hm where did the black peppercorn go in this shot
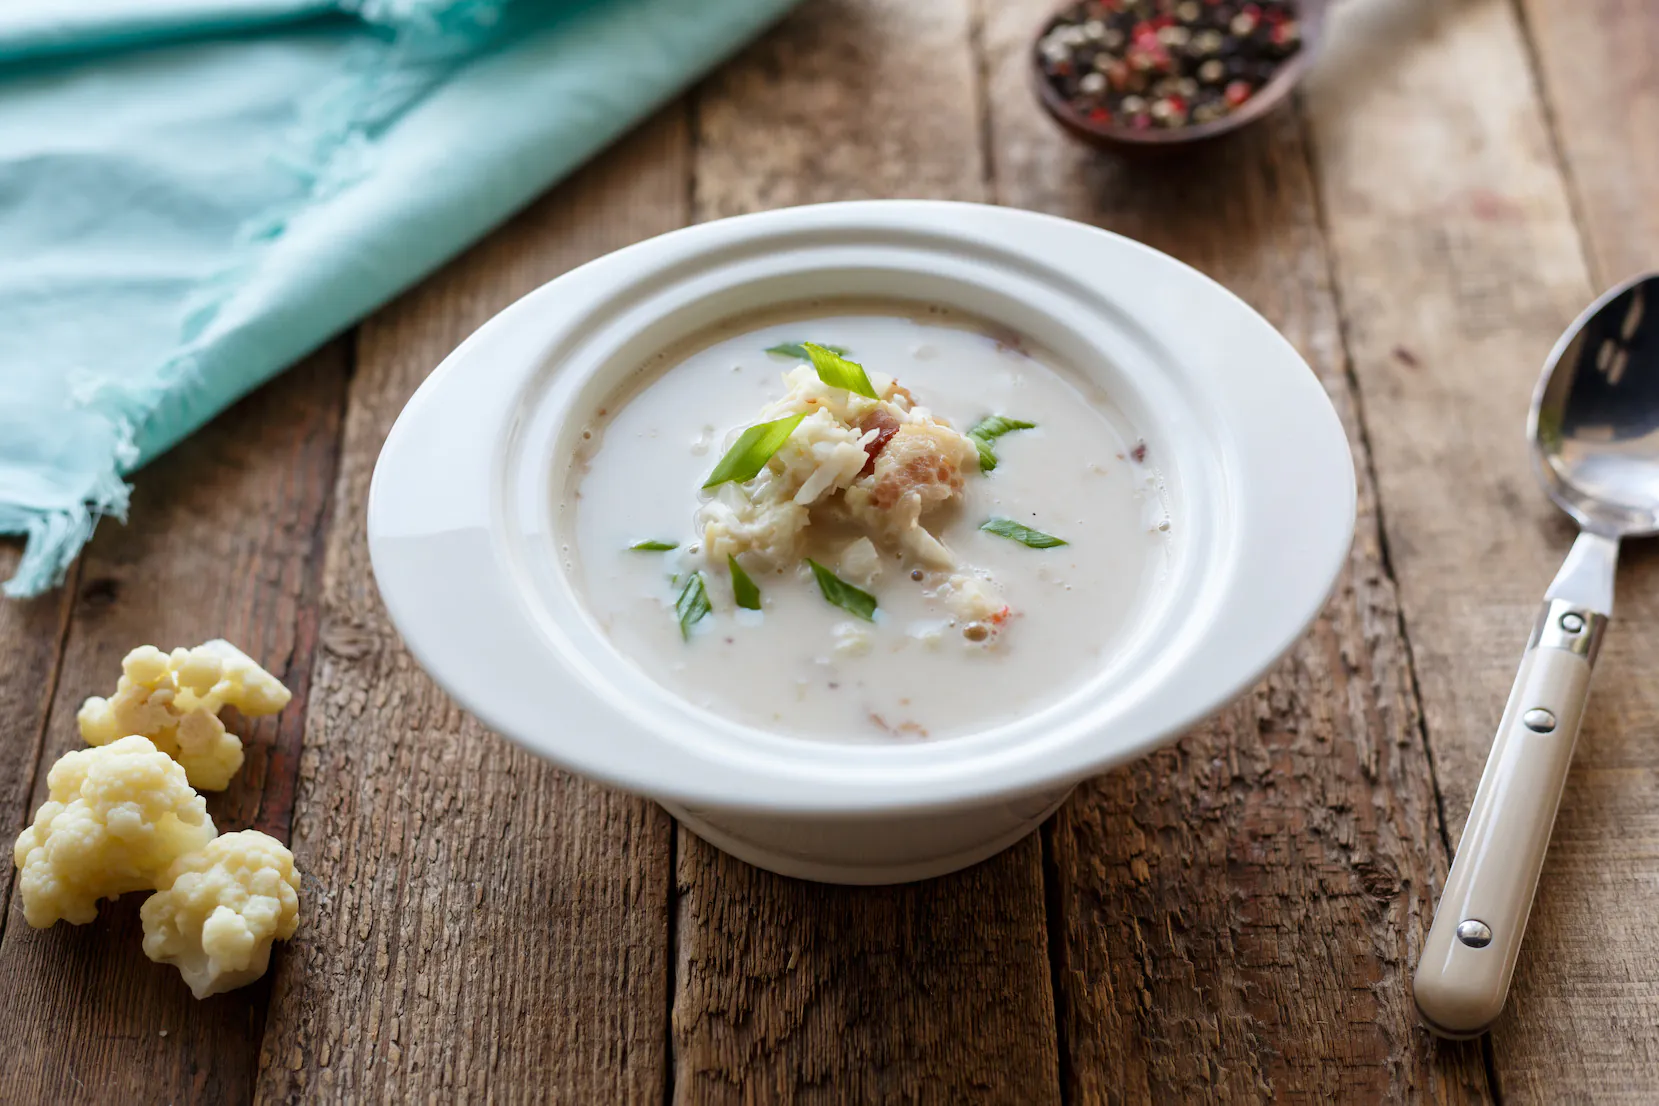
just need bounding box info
[1037,0,1302,130]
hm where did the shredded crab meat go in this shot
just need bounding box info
[696,358,1013,648]
[699,367,979,569]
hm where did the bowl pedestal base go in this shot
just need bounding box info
[660,785,1076,885]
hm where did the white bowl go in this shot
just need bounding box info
[368,200,1355,884]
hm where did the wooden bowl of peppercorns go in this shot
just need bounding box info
[1032,0,1324,153]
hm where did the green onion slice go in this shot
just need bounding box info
[967,416,1036,473]
[729,555,761,610]
[702,413,807,488]
[629,540,678,551]
[980,517,1067,548]
[806,559,877,621]
[801,342,880,400]
[675,572,712,640]
[766,341,848,360]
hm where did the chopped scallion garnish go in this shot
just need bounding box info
[729,555,761,610]
[629,540,678,551]
[801,342,880,400]
[980,517,1067,548]
[967,416,1036,473]
[806,559,877,621]
[766,341,848,360]
[675,572,712,640]
[702,413,807,488]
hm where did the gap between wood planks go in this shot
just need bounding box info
[0,553,80,948]
[1291,80,1502,1106]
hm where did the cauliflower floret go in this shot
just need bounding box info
[836,537,883,588]
[831,621,874,658]
[12,736,217,928]
[189,639,292,716]
[78,640,291,791]
[140,830,301,999]
[935,573,1011,646]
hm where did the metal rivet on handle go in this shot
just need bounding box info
[1456,919,1493,948]
[1560,612,1585,633]
[1523,708,1557,733]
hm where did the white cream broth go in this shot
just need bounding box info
[562,306,1169,741]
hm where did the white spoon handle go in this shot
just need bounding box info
[1414,597,1606,1037]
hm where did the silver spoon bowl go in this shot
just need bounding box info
[1415,272,1659,1038]
[1535,275,1659,537]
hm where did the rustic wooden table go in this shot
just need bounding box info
[2,0,1655,1101]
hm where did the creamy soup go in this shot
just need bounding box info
[562,305,1169,741]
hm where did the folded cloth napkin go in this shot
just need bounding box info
[0,0,794,597]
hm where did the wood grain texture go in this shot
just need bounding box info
[675,2,1061,1102]
[985,2,1492,1100]
[693,0,986,216]
[0,547,76,931]
[676,841,1059,1103]
[252,113,690,1104]
[0,346,348,1105]
[1518,0,1659,286]
[1307,0,1659,1099]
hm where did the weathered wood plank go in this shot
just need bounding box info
[693,0,986,221]
[984,1,1493,1099]
[676,842,1058,1102]
[0,547,77,929]
[1307,0,1659,1098]
[674,2,1062,1102]
[1518,0,1659,286]
[0,345,348,1105]
[253,113,689,1103]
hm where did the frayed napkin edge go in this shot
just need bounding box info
[1,9,498,598]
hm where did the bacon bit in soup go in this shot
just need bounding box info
[857,408,902,476]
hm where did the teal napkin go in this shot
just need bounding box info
[0,0,794,597]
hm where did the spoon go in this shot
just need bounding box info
[1414,272,1659,1038]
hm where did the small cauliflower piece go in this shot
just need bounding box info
[190,639,292,716]
[78,640,291,791]
[935,573,1012,646]
[831,621,873,658]
[141,830,301,999]
[12,736,217,928]
[836,537,883,589]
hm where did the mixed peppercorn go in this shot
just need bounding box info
[1037,0,1303,131]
